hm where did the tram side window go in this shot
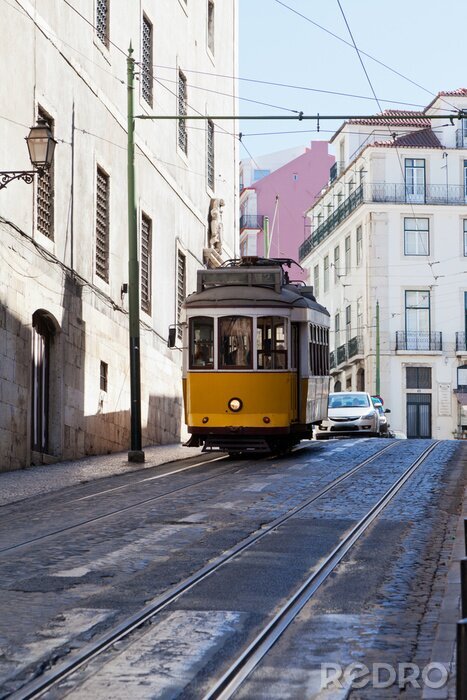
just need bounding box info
[309,324,329,376]
[257,316,287,370]
[219,316,252,369]
[190,317,214,368]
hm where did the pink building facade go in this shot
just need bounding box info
[239,141,334,281]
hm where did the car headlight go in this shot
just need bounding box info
[361,411,376,419]
[228,397,242,412]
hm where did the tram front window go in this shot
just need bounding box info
[190,317,214,368]
[219,316,252,369]
[257,317,287,369]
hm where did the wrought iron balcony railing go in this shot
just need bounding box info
[240,214,263,231]
[347,335,364,358]
[396,331,442,351]
[299,182,467,261]
[336,343,347,366]
[330,350,336,370]
[300,185,363,260]
[456,332,467,352]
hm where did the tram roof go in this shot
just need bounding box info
[184,281,329,315]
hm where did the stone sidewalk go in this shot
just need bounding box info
[0,443,203,506]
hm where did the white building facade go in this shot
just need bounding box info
[0,0,238,470]
[300,91,467,440]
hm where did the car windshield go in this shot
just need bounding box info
[328,394,370,409]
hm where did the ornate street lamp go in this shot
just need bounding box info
[0,119,57,189]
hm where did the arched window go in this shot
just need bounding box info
[334,379,342,392]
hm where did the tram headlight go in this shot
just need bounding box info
[228,397,243,412]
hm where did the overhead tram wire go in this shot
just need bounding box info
[273,0,459,113]
[335,0,440,285]
[154,65,429,111]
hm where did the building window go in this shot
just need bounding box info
[95,166,110,282]
[357,297,363,335]
[405,290,430,335]
[405,158,425,203]
[359,166,365,185]
[313,264,319,298]
[96,0,109,47]
[207,0,215,54]
[36,108,54,239]
[404,217,429,256]
[334,245,340,283]
[207,119,215,190]
[177,250,186,338]
[464,220,467,256]
[142,14,153,106]
[323,255,329,292]
[344,235,351,274]
[356,225,362,265]
[141,213,152,314]
[406,366,431,389]
[100,361,108,392]
[335,312,340,347]
[464,160,467,199]
[178,70,188,154]
[345,305,351,342]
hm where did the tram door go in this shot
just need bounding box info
[406,393,432,438]
[291,323,300,421]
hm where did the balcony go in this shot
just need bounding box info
[371,183,467,206]
[396,331,442,351]
[240,214,263,231]
[336,343,347,366]
[348,335,364,358]
[299,185,363,260]
[329,161,344,183]
[330,350,335,370]
[299,182,467,261]
[456,332,467,352]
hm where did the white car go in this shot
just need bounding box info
[315,391,381,439]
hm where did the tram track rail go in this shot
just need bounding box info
[204,440,441,699]
[8,440,400,699]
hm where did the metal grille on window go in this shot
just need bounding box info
[96,0,108,47]
[406,366,432,389]
[95,167,109,282]
[178,71,187,153]
[207,120,214,190]
[36,109,54,239]
[141,213,152,314]
[142,15,153,106]
[177,251,186,339]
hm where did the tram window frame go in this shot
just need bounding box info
[218,316,253,370]
[309,323,329,376]
[256,316,288,370]
[189,316,214,369]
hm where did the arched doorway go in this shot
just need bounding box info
[333,379,342,392]
[31,311,59,453]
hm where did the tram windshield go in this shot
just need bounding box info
[218,316,252,369]
[257,316,287,369]
[190,317,214,368]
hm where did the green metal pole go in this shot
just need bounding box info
[263,216,269,258]
[127,45,144,462]
[376,300,380,396]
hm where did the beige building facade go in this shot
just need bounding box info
[300,90,467,440]
[0,0,238,470]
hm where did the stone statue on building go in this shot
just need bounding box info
[209,198,224,253]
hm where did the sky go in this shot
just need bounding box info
[239,0,467,161]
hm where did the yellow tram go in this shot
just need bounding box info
[180,258,330,454]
